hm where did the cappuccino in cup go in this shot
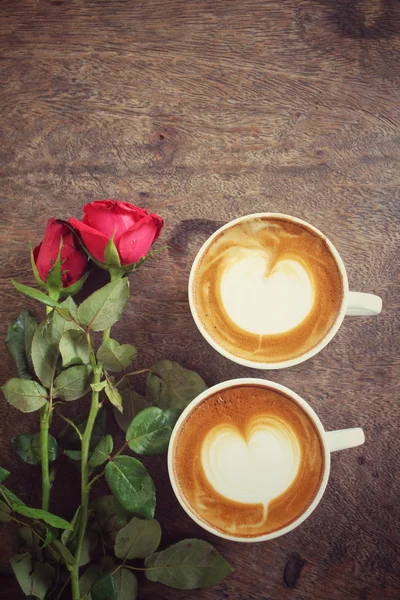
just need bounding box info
[189,214,382,369]
[173,384,323,537]
[168,379,365,542]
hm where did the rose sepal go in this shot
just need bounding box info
[29,244,47,290]
[61,270,91,296]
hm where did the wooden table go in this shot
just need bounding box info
[1,1,399,598]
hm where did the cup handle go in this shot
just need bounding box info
[326,428,365,453]
[346,292,382,316]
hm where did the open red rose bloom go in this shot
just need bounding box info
[69,200,164,265]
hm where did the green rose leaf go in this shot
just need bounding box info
[79,564,102,599]
[79,530,98,567]
[13,505,73,530]
[100,555,115,573]
[113,389,148,433]
[31,314,58,388]
[12,433,58,466]
[0,467,10,482]
[11,280,58,308]
[2,379,48,413]
[59,329,90,368]
[89,435,113,468]
[91,380,107,393]
[91,573,117,600]
[18,525,33,552]
[114,516,161,560]
[105,380,123,413]
[40,524,58,549]
[51,539,75,566]
[97,339,137,372]
[114,499,131,524]
[0,499,11,522]
[126,407,180,456]
[55,295,78,321]
[61,505,81,547]
[43,544,61,565]
[77,278,130,332]
[55,306,77,323]
[105,456,155,520]
[113,568,138,600]
[146,360,208,409]
[145,539,233,589]
[10,553,55,599]
[64,449,83,461]
[6,310,38,379]
[31,297,79,387]
[89,495,129,548]
[53,364,92,401]
[0,485,24,507]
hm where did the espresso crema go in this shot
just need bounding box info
[192,217,343,363]
[173,385,324,537]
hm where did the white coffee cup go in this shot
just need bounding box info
[168,378,365,542]
[188,213,382,369]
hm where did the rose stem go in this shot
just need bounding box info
[39,304,54,511]
[70,360,102,600]
[40,403,51,511]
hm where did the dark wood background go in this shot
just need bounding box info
[0,0,399,599]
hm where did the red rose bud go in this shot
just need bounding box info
[33,218,88,292]
[68,200,164,269]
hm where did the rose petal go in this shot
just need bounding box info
[147,212,164,244]
[60,229,88,286]
[68,217,109,263]
[83,200,148,243]
[33,243,41,263]
[34,218,63,282]
[118,213,164,265]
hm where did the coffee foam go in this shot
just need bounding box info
[192,217,343,363]
[201,415,301,514]
[173,385,324,538]
[220,252,315,335]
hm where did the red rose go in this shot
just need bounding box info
[33,218,87,287]
[68,200,164,266]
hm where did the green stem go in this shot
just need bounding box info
[115,368,152,388]
[102,327,111,343]
[56,411,83,441]
[70,364,102,600]
[41,297,58,511]
[40,403,51,511]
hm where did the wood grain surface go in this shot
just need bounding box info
[0,1,399,599]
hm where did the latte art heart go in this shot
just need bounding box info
[201,415,301,510]
[220,252,315,335]
[193,216,343,363]
[174,385,325,537]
